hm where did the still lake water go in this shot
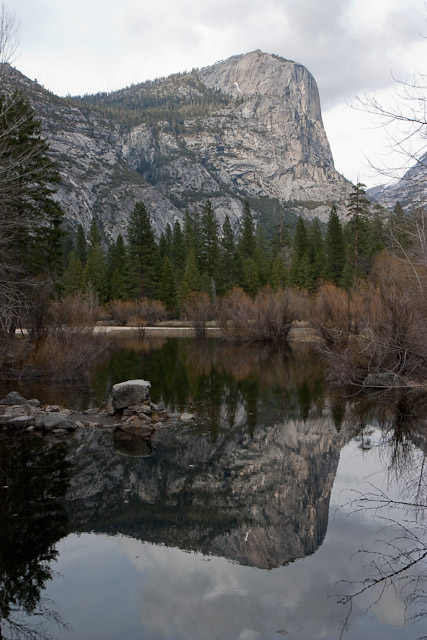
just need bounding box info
[1,337,426,640]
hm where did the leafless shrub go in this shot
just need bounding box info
[28,330,111,381]
[311,283,354,349]
[218,286,301,343]
[313,253,427,386]
[0,294,113,381]
[106,300,139,326]
[49,294,100,328]
[182,292,212,338]
[252,286,299,342]
[105,298,167,327]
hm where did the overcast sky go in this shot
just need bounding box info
[9,0,427,188]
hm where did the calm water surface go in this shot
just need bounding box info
[0,338,426,639]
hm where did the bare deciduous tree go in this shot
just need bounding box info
[0,4,18,65]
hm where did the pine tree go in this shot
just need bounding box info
[254,225,271,287]
[199,200,219,278]
[0,89,65,331]
[110,267,127,300]
[388,201,410,250]
[126,202,160,299]
[159,223,173,260]
[62,252,84,296]
[177,248,201,311]
[183,208,201,259]
[217,215,238,294]
[159,256,177,312]
[238,202,256,259]
[171,220,186,275]
[75,224,88,264]
[326,205,345,285]
[289,217,311,288]
[88,217,102,250]
[270,254,287,289]
[83,244,108,302]
[347,182,371,274]
[242,257,260,297]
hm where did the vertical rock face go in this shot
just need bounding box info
[195,50,342,202]
[3,51,352,239]
[121,51,351,229]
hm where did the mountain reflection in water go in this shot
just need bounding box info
[0,338,426,640]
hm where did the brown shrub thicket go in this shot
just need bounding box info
[313,253,427,386]
[0,294,111,381]
[106,298,167,327]
[218,286,304,343]
[29,330,111,380]
[182,292,213,338]
[49,293,100,328]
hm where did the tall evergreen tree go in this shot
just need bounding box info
[177,248,201,311]
[171,220,186,275]
[238,202,256,259]
[126,202,160,299]
[62,252,84,296]
[199,200,219,278]
[326,205,345,285]
[107,235,127,299]
[159,223,173,260]
[347,182,371,274]
[0,89,65,330]
[88,217,102,250]
[217,215,238,294]
[289,217,311,288]
[75,224,88,265]
[308,218,326,286]
[83,243,108,302]
[388,201,410,250]
[159,256,177,312]
[270,254,287,289]
[242,257,260,297]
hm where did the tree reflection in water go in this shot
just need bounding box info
[0,434,69,639]
[337,394,427,637]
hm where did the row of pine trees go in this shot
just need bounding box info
[62,187,398,315]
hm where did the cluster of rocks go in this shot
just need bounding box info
[0,380,170,441]
[111,379,168,441]
[0,391,83,435]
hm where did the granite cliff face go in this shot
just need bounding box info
[0,64,185,239]
[2,51,352,239]
[121,51,351,231]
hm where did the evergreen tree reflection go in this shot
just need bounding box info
[0,434,69,639]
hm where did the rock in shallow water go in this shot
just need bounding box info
[112,379,151,410]
[0,391,27,405]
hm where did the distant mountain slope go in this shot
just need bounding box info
[367,150,427,211]
[1,51,352,240]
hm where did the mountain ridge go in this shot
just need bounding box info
[2,51,353,240]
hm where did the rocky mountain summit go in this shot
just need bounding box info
[367,150,427,211]
[2,51,352,240]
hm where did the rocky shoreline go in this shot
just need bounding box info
[0,380,194,442]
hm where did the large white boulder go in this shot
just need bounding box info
[112,379,151,410]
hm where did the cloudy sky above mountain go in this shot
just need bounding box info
[9,0,427,187]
